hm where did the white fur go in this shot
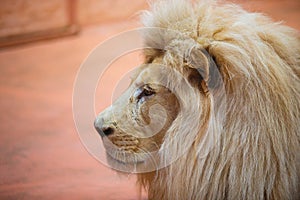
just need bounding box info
[137,1,300,199]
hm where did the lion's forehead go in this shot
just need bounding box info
[134,64,172,86]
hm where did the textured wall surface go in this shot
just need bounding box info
[77,0,147,25]
[0,0,147,39]
[0,0,69,37]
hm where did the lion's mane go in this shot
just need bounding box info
[137,0,300,199]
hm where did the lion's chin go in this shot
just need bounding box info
[102,139,161,172]
[106,151,145,165]
[105,152,149,172]
[102,139,148,165]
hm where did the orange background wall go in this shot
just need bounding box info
[0,0,147,46]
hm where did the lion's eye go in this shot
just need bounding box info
[136,85,156,101]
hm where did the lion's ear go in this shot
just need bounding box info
[184,48,220,93]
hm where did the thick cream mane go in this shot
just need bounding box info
[138,1,300,199]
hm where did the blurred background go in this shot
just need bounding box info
[0,0,299,199]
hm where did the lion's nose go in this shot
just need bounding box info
[101,127,114,136]
[94,119,114,137]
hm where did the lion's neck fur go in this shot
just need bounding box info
[138,0,300,199]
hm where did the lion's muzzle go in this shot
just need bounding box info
[94,118,114,137]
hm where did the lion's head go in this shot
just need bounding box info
[94,61,182,164]
[94,44,218,171]
[94,0,300,199]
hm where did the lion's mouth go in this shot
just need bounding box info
[101,138,146,164]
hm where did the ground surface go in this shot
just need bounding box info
[0,1,299,199]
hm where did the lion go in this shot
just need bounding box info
[94,0,300,199]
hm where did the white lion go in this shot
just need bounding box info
[95,0,300,199]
